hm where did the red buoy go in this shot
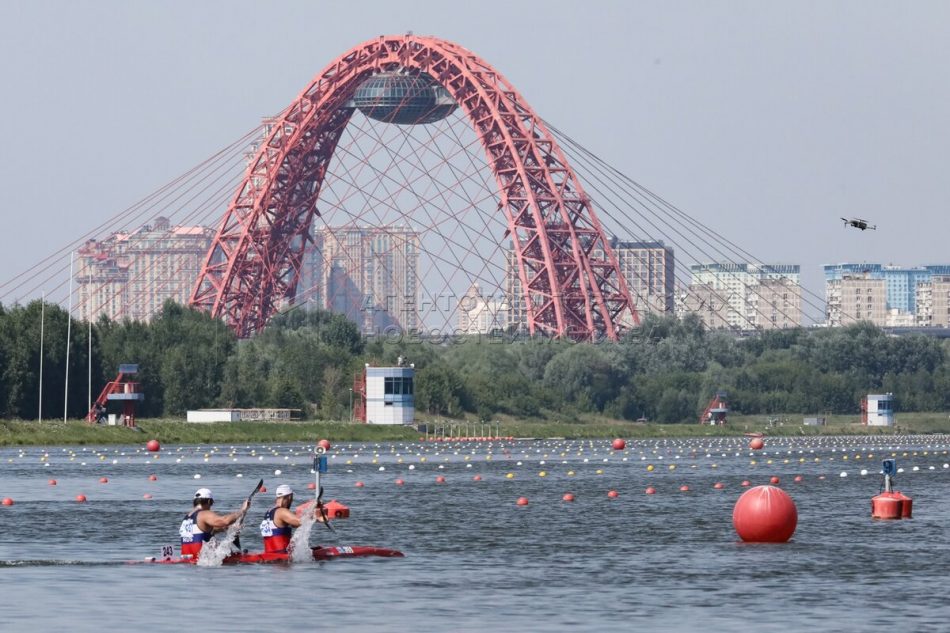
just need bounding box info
[612,438,626,451]
[435,476,446,484]
[713,482,725,489]
[871,492,903,520]
[75,494,87,503]
[99,477,109,484]
[143,493,153,500]
[607,490,619,498]
[562,493,575,502]
[307,482,316,490]
[317,439,331,452]
[741,480,751,487]
[354,481,365,488]
[749,438,765,450]
[146,439,161,452]
[148,474,158,481]
[472,475,482,482]
[793,475,803,483]
[395,479,405,486]
[1,498,13,506]
[769,476,780,485]
[733,485,798,543]
[645,487,656,495]
[323,499,350,519]
[48,479,57,486]
[679,485,690,492]
[259,486,267,493]
[516,497,529,506]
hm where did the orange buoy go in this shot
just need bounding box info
[435,476,446,484]
[99,477,108,484]
[607,490,619,498]
[769,476,780,485]
[323,499,350,519]
[713,482,725,489]
[612,438,626,451]
[793,475,803,483]
[894,491,913,518]
[48,479,57,486]
[562,493,575,502]
[733,485,797,543]
[1,497,13,506]
[871,492,903,520]
[317,439,331,451]
[679,485,690,492]
[645,487,656,495]
[473,475,482,481]
[148,474,158,481]
[146,439,161,452]
[741,480,750,487]
[354,481,365,488]
[516,497,529,506]
[76,494,87,503]
[749,438,765,450]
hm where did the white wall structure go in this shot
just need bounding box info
[365,366,415,425]
[865,394,895,427]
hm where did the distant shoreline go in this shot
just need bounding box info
[2,414,948,447]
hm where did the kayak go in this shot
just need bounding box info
[140,545,404,565]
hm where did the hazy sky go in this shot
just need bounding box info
[1,0,947,306]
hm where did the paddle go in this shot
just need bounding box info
[316,485,335,533]
[233,478,264,551]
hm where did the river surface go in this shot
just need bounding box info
[1,434,949,632]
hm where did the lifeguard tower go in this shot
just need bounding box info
[86,364,145,427]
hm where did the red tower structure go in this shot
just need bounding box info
[86,364,145,427]
[189,35,636,341]
[699,391,728,425]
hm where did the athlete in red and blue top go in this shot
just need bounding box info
[260,484,303,553]
[179,488,249,557]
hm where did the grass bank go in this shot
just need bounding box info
[2,411,949,447]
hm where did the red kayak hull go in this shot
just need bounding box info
[140,545,404,565]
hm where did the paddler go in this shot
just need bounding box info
[179,488,249,557]
[259,484,314,553]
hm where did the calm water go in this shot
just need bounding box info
[1,435,949,632]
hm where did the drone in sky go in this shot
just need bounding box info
[841,217,876,231]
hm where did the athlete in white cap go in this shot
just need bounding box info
[178,488,250,557]
[259,484,305,553]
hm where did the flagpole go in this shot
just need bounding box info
[65,251,74,421]
[39,293,45,422]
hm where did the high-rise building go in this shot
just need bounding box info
[457,283,508,334]
[684,263,802,330]
[300,224,419,334]
[823,263,950,315]
[825,274,887,327]
[505,239,675,332]
[610,240,675,320]
[916,276,950,327]
[76,217,214,323]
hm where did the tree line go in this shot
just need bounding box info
[1,301,947,422]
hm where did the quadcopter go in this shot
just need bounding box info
[841,217,876,231]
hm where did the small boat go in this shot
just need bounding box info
[139,545,404,565]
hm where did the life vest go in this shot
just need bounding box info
[260,507,292,553]
[179,510,211,556]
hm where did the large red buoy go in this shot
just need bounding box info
[733,485,798,543]
[871,492,903,520]
[317,439,331,451]
[146,439,161,452]
[1,497,13,506]
[612,438,626,451]
[749,438,765,450]
[75,494,87,503]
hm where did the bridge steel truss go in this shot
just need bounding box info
[190,34,637,340]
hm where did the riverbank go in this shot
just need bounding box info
[1,412,949,446]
